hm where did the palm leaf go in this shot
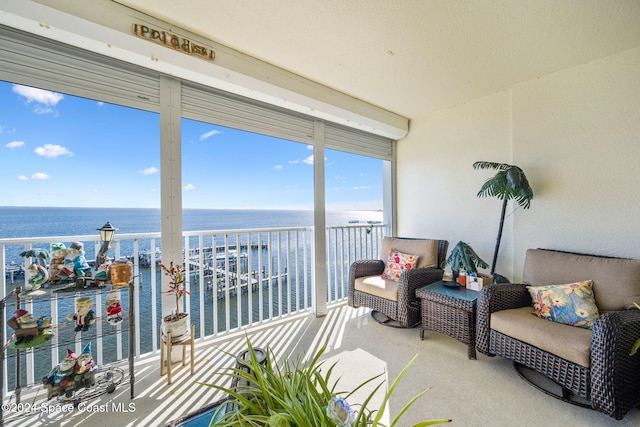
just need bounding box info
[445,241,488,273]
[473,161,511,171]
[20,248,50,268]
[476,170,508,199]
[19,249,50,259]
[474,161,533,209]
[474,161,534,276]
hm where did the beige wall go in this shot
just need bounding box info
[397,46,640,282]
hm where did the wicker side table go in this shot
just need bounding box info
[416,281,479,360]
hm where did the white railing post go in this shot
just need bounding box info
[257,232,264,323]
[150,237,158,354]
[197,234,205,339]
[0,223,383,396]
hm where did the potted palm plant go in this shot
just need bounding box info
[473,161,534,281]
[160,261,191,343]
[444,241,489,284]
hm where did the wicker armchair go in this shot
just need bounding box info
[476,249,640,420]
[348,237,448,328]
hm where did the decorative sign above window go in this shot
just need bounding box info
[133,24,215,61]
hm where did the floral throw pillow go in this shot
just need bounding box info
[381,249,420,282]
[527,280,600,329]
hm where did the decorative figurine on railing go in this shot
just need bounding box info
[48,243,67,283]
[105,289,123,325]
[67,297,96,332]
[19,248,50,290]
[73,342,96,387]
[25,262,49,292]
[96,222,117,267]
[93,260,112,285]
[58,242,91,280]
[8,308,54,348]
[43,344,97,399]
[43,349,77,399]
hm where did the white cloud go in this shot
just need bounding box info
[6,141,24,148]
[353,186,371,190]
[273,165,283,170]
[33,106,57,116]
[13,84,63,106]
[17,175,28,181]
[199,130,221,141]
[34,144,74,158]
[31,172,50,180]
[139,166,158,175]
[183,184,196,191]
[97,102,104,107]
[301,155,327,165]
[288,160,300,165]
[306,145,313,150]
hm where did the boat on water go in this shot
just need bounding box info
[134,245,257,268]
[4,263,24,283]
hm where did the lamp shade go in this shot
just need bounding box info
[97,222,118,243]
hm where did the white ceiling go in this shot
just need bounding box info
[115,0,640,120]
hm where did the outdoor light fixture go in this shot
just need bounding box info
[98,221,117,243]
[96,221,118,266]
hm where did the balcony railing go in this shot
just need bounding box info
[0,224,386,395]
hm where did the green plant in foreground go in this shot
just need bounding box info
[202,339,451,427]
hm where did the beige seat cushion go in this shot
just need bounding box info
[491,306,592,367]
[523,249,640,312]
[354,275,399,301]
[380,237,438,269]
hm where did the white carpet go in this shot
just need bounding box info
[4,303,639,426]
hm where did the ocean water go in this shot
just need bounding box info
[0,206,383,265]
[0,206,383,240]
[1,207,383,392]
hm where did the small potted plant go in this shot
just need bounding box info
[444,241,489,284]
[160,261,191,343]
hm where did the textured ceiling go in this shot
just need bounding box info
[115,0,640,120]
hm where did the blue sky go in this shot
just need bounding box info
[0,81,383,210]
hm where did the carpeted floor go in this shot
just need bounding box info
[4,302,639,426]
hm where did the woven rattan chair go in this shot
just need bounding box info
[348,237,448,328]
[476,249,640,420]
